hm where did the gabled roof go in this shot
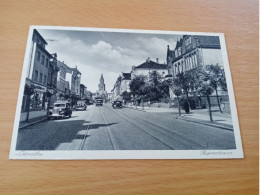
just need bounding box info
[135,60,167,70]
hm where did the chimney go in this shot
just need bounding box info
[147,57,150,63]
[156,58,159,64]
[167,45,169,50]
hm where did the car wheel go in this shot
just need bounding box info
[69,114,71,118]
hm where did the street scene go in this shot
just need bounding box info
[16,104,236,150]
[15,28,236,151]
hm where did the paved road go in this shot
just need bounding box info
[16,104,236,150]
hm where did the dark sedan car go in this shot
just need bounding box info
[47,101,72,119]
[112,100,122,109]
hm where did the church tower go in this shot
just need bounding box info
[98,74,106,91]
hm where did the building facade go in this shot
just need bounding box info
[22,29,53,113]
[80,84,86,99]
[131,58,168,80]
[56,61,72,100]
[111,75,122,101]
[166,35,227,106]
[120,72,131,93]
[47,53,60,106]
[167,35,223,77]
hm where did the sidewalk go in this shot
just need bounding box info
[127,105,177,113]
[178,108,233,131]
[19,115,47,129]
[127,105,233,130]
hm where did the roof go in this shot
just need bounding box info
[122,72,131,80]
[135,60,167,70]
[196,36,221,48]
[33,29,47,45]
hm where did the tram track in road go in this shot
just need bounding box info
[106,106,175,150]
[98,106,117,150]
[78,106,96,150]
[116,107,206,149]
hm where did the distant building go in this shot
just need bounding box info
[107,93,112,101]
[66,66,81,97]
[111,75,122,101]
[131,57,167,79]
[56,61,72,100]
[96,74,107,99]
[120,72,131,93]
[80,84,86,99]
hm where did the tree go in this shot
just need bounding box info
[24,84,35,122]
[197,70,214,122]
[148,71,169,105]
[164,78,182,116]
[121,91,132,105]
[173,87,182,116]
[207,64,227,113]
[173,72,193,112]
[129,75,146,106]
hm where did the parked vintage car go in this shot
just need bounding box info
[112,100,123,109]
[47,101,72,119]
[76,100,87,111]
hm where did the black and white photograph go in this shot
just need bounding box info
[9,26,243,159]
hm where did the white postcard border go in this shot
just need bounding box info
[9,26,243,160]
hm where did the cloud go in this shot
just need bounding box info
[42,31,177,92]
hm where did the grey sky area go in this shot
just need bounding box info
[38,29,179,93]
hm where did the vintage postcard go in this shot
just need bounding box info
[9,26,243,159]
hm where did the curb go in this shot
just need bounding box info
[19,117,47,130]
[127,106,146,112]
[177,116,233,131]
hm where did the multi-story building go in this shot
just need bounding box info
[166,35,227,106]
[111,75,122,101]
[56,61,71,100]
[56,62,81,104]
[22,30,53,112]
[80,84,86,99]
[120,72,131,93]
[47,53,60,106]
[131,58,167,79]
[167,35,223,77]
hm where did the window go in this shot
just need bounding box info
[41,55,45,65]
[39,73,43,83]
[45,58,48,67]
[37,51,40,61]
[178,48,181,56]
[44,75,47,85]
[185,37,192,46]
[34,71,38,81]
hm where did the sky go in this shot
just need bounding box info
[38,29,180,93]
